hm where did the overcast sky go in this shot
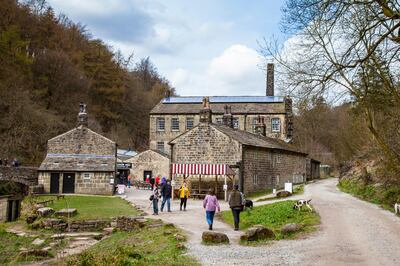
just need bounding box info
[47,0,288,96]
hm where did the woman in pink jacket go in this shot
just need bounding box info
[203,188,220,230]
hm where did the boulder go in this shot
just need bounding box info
[240,225,275,242]
[281,223,301,234]
[174,233,186,241]
[26,215,38,224]
[19,249,50,258]
[276,191,292,198]
[37,207,54,217]
[176,243,186,249]
[103,227,115,235]
[55,208,77,217]
[32,238,45,246]
[202,231,229,244]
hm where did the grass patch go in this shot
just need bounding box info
[60,224,199,266]
[220,200,320,241]
[246,188,273,199]
[0,224,53,264]
[338,178,400,211]
[256,184,305,202]
[25,195,138,221]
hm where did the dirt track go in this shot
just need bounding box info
[125,179,400,265]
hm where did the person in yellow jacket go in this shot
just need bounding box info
[179,181,190,211]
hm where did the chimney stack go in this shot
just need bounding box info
[199,97,212,123]
[266,63,274,96]
[77,102,88,127]
[222,105,233,128]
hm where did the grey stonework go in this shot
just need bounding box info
[38,125,116,196]
[126,150,170,181]
[169,122,307,194]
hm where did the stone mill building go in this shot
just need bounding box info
[169,99,307,195]
[38,104,117,195]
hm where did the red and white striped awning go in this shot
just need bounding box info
[171,163,235,175]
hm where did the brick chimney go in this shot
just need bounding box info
[222,105,233,128]
[77,102,88,127]
[254,115,266,136]
[199,97,212,123]
[266,63,274,96]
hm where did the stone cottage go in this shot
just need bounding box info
[38,104,116,195]
[126,150,170,181]
[169,100,308,195]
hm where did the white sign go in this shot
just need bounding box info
[284,182,293,193]
[171,180,176,186]
[223,184,228,191]
[110,178,114,184]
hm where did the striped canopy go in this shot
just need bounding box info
[171,163,235,175]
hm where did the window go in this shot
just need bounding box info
[157,142,165,153]
[271,118,281,132]
[83,173,92,180]
[252,174,258,185]
[252,117,258,133]
[186,117,194,130]
[216,117,223,124]
[233,117,239,129]
[156,118,165,132]
[171,118,179,131]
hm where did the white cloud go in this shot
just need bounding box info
[171,68,189,89]
[176,44,268,96]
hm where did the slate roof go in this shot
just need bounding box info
[150,96,286,115]
[39,154,115,172]
[212,124,307,155]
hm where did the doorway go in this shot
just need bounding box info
[62,173,75,193]
[143,171,152,181]
[50,173,60,193]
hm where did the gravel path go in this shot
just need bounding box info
[124,179,400,265]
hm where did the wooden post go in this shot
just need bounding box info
[199,175,202,194]
[215,175,218,196]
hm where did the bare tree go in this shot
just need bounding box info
[261,0,400,165]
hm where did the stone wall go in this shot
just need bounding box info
[242,146,307,194]
[127,150,169,181]
[150,112,289,155]
[39,171,114,195]
[170,123,242,188]
[0,166,38,186]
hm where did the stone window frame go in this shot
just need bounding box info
[156,117,165,132]
[252,174,258,185]
[215,117,223,125]
[233,117,239,129]
[252,117,258,133]
[171,117,180,131]
[83,172,92,180]
[271,118,281,132]
[186,117,194,130]
[156,141,165,153]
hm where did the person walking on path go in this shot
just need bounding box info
[179,181,190,211]
[151,183,161,215]
[161,180,172,212]
[150,176,155,190]
[155,175,161,185]
[228,185,244,231]
[203,188,220,230]
[127,174,132,188]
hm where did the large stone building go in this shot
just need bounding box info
[38,104,116,195]
[169,102,307,195]
[149,64,293,155]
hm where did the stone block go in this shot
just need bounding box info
[240,225,275,242]
[281,223,301,234]
[37,207,54,217]
[202,231,229,244]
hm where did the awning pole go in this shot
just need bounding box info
[199,175,202,194]
[224,175,227,201]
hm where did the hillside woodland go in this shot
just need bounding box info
[0,0,174,165]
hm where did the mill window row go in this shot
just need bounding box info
[156,116,281,133]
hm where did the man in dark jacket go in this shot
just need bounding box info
[160,180,172,212]
[228,184,244,231]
